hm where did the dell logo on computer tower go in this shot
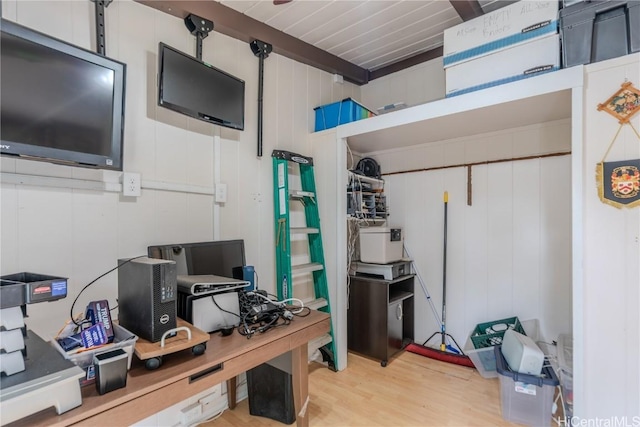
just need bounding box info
[117,257,177,342]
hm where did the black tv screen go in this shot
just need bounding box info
[158,43,245,131]
[0,19,126,170]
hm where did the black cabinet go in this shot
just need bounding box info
[347,274,414,366]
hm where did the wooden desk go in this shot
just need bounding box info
[11,310,330,427]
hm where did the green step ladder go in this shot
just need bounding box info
[272,149,337,370]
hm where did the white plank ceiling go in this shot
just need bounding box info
[219,0,513,71]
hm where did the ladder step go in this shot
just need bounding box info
[308,333,333,355]
[306,298,328,310]
[290,227,319,234]
[289,190,315,199]
[292,262,324,274]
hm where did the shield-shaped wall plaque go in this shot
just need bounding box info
[596,159,640,208]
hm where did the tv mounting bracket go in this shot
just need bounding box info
[89,0,112,56]
[184,14,214,61]
[250,40,273,157]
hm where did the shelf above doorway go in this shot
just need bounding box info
[336,66,583,155]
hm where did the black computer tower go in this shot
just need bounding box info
[117,257,177,342]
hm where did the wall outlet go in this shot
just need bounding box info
[180,402,202,426]
[122,172,141,197]
[198,388,221,406]
[214,182,227,203]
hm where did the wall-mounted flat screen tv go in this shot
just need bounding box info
[0,19,126,171]
[158,43,245,131]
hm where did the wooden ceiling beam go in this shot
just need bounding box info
[134,0,369,85]
[368,47,444,81]
[449,0,485,21]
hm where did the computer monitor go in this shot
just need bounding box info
[147,240,246,278]
[147,240,247,333]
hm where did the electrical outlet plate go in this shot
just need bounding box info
[198,388,221,406]
[214,182,227,203]
[122,172,141,197]
[180,402,202,425]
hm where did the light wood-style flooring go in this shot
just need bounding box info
[206,350,523,427]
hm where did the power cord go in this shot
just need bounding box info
[209,294,241,319]
[69,255,145,326]
[236,290,307,338]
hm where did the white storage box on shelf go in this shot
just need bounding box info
[446,34,560,97]
[358,227,403,264]
[51,323,138,386]
[443,0,559,68]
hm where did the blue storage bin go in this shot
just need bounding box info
[314,98,374,132]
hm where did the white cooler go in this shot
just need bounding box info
[358,227,403,264]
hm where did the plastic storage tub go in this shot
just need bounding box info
[51,323,138,386]
[465,318,537,378]
[470,316,526,349]
[314,98,375,132]
[1,272,68,306]
[556,333,573,418]
[560,0,640,67]
[358,227,403,264]
[495,345,559,426]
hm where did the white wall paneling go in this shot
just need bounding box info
[1,0,360,423]
[381,153,572,346]
[1,0,360,341]
[361,57,446,112]
[579,54,640,419]
[318,68,583,383]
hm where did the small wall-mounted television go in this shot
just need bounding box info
[0,19,126,171]
[157,43,245,131]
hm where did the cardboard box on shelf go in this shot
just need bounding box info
[444,0,559,68]
[445,34,560,97]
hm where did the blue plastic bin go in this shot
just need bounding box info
[314,98,374,131]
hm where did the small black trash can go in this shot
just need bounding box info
[247,352,295,424]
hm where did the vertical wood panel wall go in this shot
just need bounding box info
[580,54,640,419]
[363,120,573,345]
[0,0,360,340]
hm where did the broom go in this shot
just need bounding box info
[406,191,474,368]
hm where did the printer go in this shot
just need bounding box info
[177,289,242,333]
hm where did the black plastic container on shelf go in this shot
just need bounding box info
[560,0,640,68]
[0,272,68,307]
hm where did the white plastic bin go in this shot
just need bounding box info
[556,333,573,417]
[51,323,138,386]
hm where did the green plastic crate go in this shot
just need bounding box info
[470,316,525,349]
